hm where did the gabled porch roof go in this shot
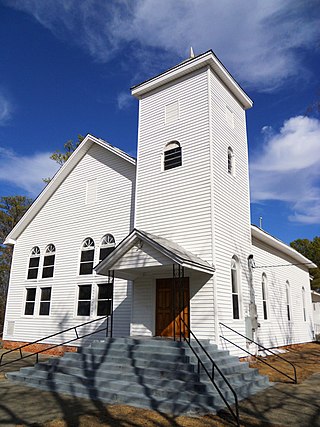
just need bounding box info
[94,229,215,279]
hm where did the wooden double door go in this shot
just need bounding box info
[156,277,190,338]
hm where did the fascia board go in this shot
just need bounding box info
[5,134,136,244]
[131,51,252,110]
[251,226,317,269]
[95,229,215,275]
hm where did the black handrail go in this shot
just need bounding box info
[219,322,297,384]
[179,317,240,426]
[0,315,111,368]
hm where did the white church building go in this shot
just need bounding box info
[3,50,316,356]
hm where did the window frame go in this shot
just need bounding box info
[163,141,182,171]
[231,256,241,320]
[227,146,235,176]
[96,283,113,317]
[42,244,56,279]
[27,246,41,280]
[76,284,92,317]
[286,281,291,321]
[99,234,116,262]
[39,286,52,316]
[302,286,306,322]
[261,273,268,320]
[24,287,37,316]
[79,238,95,276]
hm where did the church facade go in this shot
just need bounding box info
[3,51,316,356]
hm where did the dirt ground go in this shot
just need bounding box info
[2,342,320,427]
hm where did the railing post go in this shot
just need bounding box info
[172,264,176,341]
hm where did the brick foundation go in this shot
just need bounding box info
[2,340,77,356]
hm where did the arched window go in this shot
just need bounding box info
[228,147,235,176]
[163,141,182,171]
[99,234,116,261]
[302,286,306,322]
[27,246,40,279]
[231,256,241,319]
[79,238,95,275]
[286,281,291,321]
[262,273,268,320]
[42,244,56,278]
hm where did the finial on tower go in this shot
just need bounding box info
[190,47,195,58]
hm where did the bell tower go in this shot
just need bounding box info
[131,50,253,268]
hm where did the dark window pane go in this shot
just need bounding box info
[39,302,50,315]
[27,268,38,280]
[164,147,182,170]
[44,255,55,266]
[42,266,54,278]
[26,288,36,301]
[97,300,112,316]
[232,295,239,319]
[287,305,291,321]
[98,284,113,300]
[79,285,91,300]
[41,287,51,301]
[79,262,94,275]
[29,257,40,268]
[77,301,91,316]
[231,270,237,293]
[263,301,268,320]
[99,247,114,261]
[25,302,35,315]
[81,250,94,262]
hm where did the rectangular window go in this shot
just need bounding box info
[24,288,36,315]
[42,255,55,278]
[27,257,40,279]
[231,269,240,319]
[80,249,95,275]
[86,178,97,205]
[97,284,113,316]
[39,287,52,315]
[77,284,92,316]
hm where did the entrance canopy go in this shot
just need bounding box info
[94,229,215,279]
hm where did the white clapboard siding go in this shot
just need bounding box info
[4,143,136,344]
[135,69,213,264]
[111,243,172,270]
[208,68,252,354]
[252,237,313,348]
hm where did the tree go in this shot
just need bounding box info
[43,135,84,183]
[290,237,320,290]
[0,196,33,330]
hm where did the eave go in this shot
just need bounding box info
[131,50,253,110]
[251,225,317,269]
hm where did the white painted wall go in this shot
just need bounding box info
[251,236,314,349]
[4,143,135,345]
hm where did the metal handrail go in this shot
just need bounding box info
[179,317,240,426]
[0,315,111,368]
[219,322,297,384]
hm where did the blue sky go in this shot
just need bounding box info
[0,0,319,244]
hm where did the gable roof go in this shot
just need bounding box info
[131,50,253,110]
[95,228,215,276]
[4,134,136,245]
[251,225,317,269]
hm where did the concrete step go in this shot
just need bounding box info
[6,337,271,416]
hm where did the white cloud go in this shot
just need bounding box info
[250,116,320,224]
[117,91,133,110]
[0,147,60,196]
[5,0,320,91]
[0,93,12,126]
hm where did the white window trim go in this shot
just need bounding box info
[231,256,242,320]
[78,238,96,277]
[75,283,93,319]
